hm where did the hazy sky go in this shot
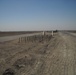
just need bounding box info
[0,0,76,31]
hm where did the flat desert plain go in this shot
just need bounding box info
[0,31,76,75]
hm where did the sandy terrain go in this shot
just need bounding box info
[0,32,76,75]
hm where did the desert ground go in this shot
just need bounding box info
[0,31,76,75]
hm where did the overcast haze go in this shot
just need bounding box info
[0,0,76,31]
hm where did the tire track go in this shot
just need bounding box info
[59,32,76,75]
[1,32,76,75]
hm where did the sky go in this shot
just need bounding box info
[0,0,76,31]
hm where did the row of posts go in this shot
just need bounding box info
[18,31,53,43]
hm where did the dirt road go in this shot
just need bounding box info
[0,32,76,75]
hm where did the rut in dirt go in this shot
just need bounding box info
[1,32,76,75]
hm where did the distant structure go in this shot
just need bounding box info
[42,31,45,36]
[52,31,53,36]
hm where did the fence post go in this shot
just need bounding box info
[24,37,26,43]
[42,31,45,36]
[52,31,53,36]
[18,38,20,43]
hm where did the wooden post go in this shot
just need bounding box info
[25,37,26,43]
[26,37,27,42]
[52,31,53,36]
[18,38,20,43]
[42,31,45,36]
[34,35,36,42]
